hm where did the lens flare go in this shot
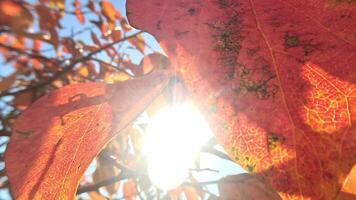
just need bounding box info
[143,102,213,190]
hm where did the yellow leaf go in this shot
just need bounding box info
[104,72,131,83]
[78,65,89,77]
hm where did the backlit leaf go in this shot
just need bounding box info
[183,186,199,200]
[128,34,145,54]
[0,0,33,32]
[74,0,84,24]
[218,174,282,200]
[139,53,170,75]
[0,72,17,92]
[123,179,136,200]
[93,154,120,196]
[127,0,356,199]
[100,1,121,30]
[4,69,171,199]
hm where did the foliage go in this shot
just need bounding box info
[0,0,355,199]
[127,0,356,199]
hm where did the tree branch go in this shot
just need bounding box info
[76,170,134,194]
[0,31,144,97]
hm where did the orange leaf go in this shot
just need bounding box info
[128,34,145,54]
[100,1,116,22]
[5,69,171,199]
[74,0,84,24]
[0,0,33,32]
[139,53,170,75]
[168,186,183,199]
[183,186,199,200]
[100,1,121,30]
[77,65,89,77]
[32,40,41,53]
[89,191,106,200]
[337,165,356,199]
[123,179,136,200]
[111,29,122,41]
[218,174,282,200]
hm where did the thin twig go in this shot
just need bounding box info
[189,168,219,173]
[76,171,134,194]
[0,31,144,97]
[200,145,233,162]
[0,43,56,63]
[90,57,134,78]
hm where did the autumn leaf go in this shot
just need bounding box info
[0,0,33,33]
[183,186,199,200]
[89,191,106,200]
[123,179,136,200]
[14,91,34,110]
[218,174,282,200]
[139,53,170,75]
[91,31,101,47]
[0,72,17,92]
[337,165,356,199]
[128,34,146,54]
[4,69,171,199]
[74,0,85,24]
[93,154,120,196]
[127,0,356,199]
[100,1,121,30]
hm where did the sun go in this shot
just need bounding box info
[143,102,213,190]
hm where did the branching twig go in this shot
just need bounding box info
[0,31,144,97]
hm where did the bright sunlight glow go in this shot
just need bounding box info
[143,102,213,190]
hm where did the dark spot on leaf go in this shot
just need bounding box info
[246,48,258,56]
[156,20,161,30]
[247,164,255,172]
[267,132,285,151]
[188,7,197,16]
[284,33,299,48]
[174,30,189,38]
[216,0,229,8]
[15,129,34,138]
